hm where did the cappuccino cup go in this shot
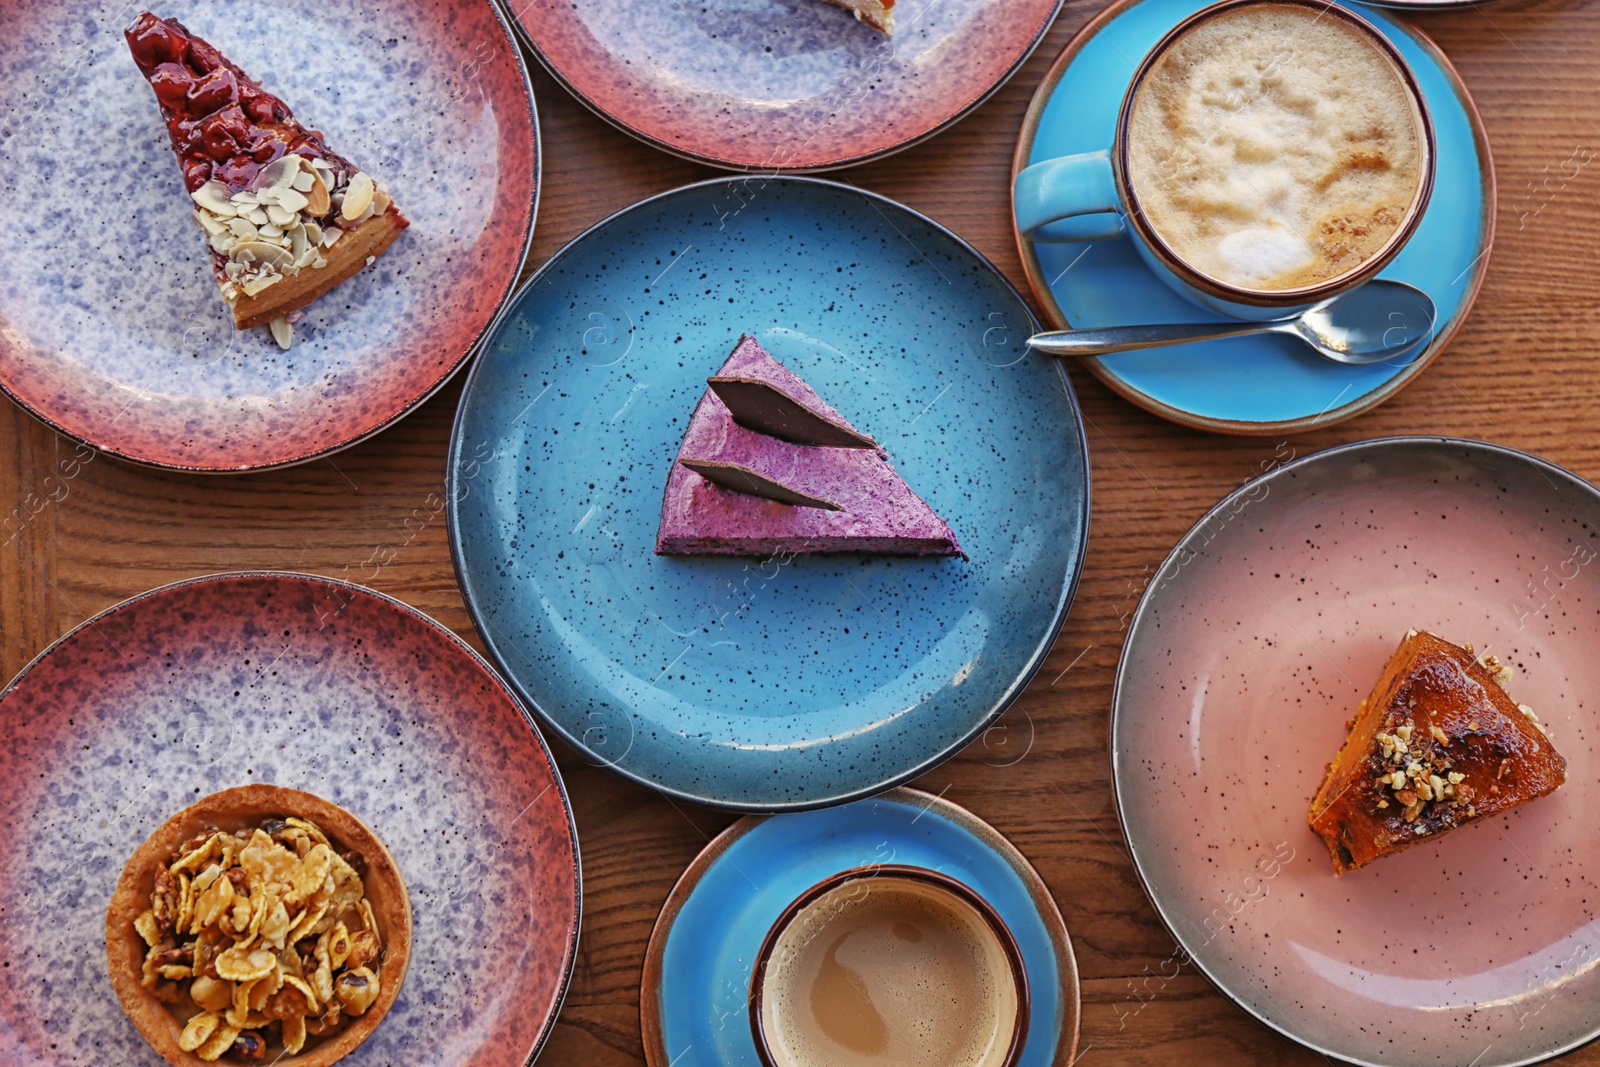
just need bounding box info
[749,866,1029,1067]
[1014,0,1436,321]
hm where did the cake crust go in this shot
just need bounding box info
[820,0,896,33]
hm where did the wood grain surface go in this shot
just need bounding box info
[6,0,1599,1062]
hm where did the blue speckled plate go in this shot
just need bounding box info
[446,176,1089,810]
[640,787,1081,1067]
[1011,0,1495,434]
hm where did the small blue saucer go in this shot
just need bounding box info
[640,788,1081,1067]
[1011,0,1495,434]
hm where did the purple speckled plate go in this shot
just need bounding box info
[0,0,538,471]
[0,572,579,1066]
[503,0,1063,171]
[1115,438,1600,1066]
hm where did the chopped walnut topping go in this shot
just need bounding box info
[1480,653,1514,690]
[1517,703,1551,739]
[1429,725,1450,745]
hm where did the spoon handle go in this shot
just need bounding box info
[1026,320,1273,356]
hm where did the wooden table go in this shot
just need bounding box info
[6,0,1597,1061]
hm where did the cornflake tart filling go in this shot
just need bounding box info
[126,12,409,349]
[134,815,386,1061]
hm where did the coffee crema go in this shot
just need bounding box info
[758,877,1019,1067]
[1125,3,1424,292]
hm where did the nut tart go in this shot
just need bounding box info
[106,785,412,1066]
[1308,630,1567,874]
[125,12,409,348]
[820,0,895,33]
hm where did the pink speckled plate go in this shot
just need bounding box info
[1113,437,1600,1067]
[0,0,537,471]
[503,0,1063,171]
[0,573,579,1066]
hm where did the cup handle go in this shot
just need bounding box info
[1014,149,1126,243]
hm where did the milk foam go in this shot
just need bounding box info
[1126,4,1423,291]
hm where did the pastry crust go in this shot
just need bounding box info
[820,0,895,33]
[230,208,407,329]
[106,785,412,1067]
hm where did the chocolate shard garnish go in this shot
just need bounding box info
[678,459,844,511]
[708,376,879,449]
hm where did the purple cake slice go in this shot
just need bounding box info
[655,336,962,557]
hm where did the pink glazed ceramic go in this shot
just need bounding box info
[1113,437,1600,1066]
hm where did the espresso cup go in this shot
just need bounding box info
[1014,0,1436,321]
[749,865,1029,1067]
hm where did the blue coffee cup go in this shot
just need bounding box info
[1014,0,1436,322]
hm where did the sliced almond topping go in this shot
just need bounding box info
[305,172,332,216]
[241,274,283,297]
[274,187,311,215]
[230,241,295,271]
[341,172,374,221]
[192,181,238,217]
[268,317,293,350]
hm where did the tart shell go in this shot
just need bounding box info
[105,785,413,1067]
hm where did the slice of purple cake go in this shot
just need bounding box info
[655,336,963,557]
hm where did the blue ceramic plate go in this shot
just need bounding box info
[447,177,1089,810]
[640,788,1081,1067]
[1011,0,1495,434]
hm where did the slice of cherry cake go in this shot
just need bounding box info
[126,12,408,348]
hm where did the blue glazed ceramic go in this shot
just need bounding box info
[640,788,1081,1067]
[447,177,1090,810]
[1011,0,1495,434]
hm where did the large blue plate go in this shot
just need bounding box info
[447,177,1089,810]
[1011,0,1495,434]
[640,788,1081,1067]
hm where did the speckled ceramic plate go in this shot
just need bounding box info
[639,787,1081,1067]
[1114,438,1600,1067]
[0,0,538,471]
[447,176,1090,810]
[0,572,580,1066]
[1011,0,1494,435]
[502,0,1063,171]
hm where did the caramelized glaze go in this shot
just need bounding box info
[1308,630,1566,873]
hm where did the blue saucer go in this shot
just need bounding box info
[1012,0,1494,434]
[446,177,1089,810]
[640,788,1081,1067]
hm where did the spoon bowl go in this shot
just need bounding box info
[1026,280,1437,365]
